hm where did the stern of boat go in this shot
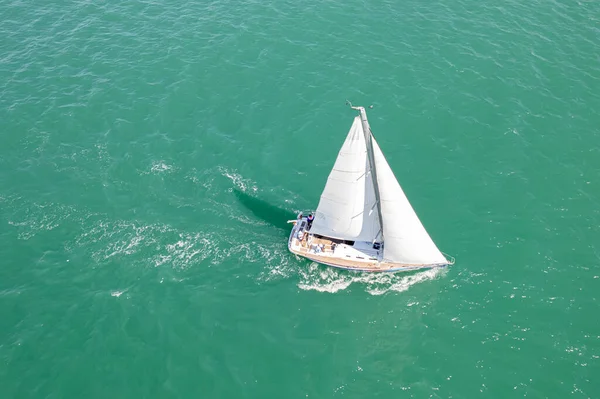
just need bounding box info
[287,212,309,255]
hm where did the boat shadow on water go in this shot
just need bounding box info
[232,188,297,234]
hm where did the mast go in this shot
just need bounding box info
[348,103,385,251]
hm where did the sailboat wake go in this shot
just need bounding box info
[297,263,447,295]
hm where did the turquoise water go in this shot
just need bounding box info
[1,0,599,397]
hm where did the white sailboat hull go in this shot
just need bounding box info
[288,216,449,273]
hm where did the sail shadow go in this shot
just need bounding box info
[233,188,297,231]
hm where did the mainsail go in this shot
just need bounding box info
[311,106,447,266]
[310,117,381,242]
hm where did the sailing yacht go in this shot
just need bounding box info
[287,103,453,272]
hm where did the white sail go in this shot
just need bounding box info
[310,117,381,242]
[371,137,447,265]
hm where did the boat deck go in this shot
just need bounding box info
[288,216,444,272]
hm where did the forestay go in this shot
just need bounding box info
[310,117,381,242]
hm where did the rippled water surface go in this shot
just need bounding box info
[1,0,599,397]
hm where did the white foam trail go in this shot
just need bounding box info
[296,262,447,295]
[6,201,77,240]
[297,263,353,293]
[151,161,173,173]
[219,166,258,193]
[73,214,296,272]
[146,160,174,174]
[137,160,176,176]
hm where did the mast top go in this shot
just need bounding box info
[345,100,373,114]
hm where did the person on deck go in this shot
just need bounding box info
[307,213,314,230]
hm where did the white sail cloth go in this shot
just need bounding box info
[370,137,447,265]
[310,117,381,242]
[311,109,447,266]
